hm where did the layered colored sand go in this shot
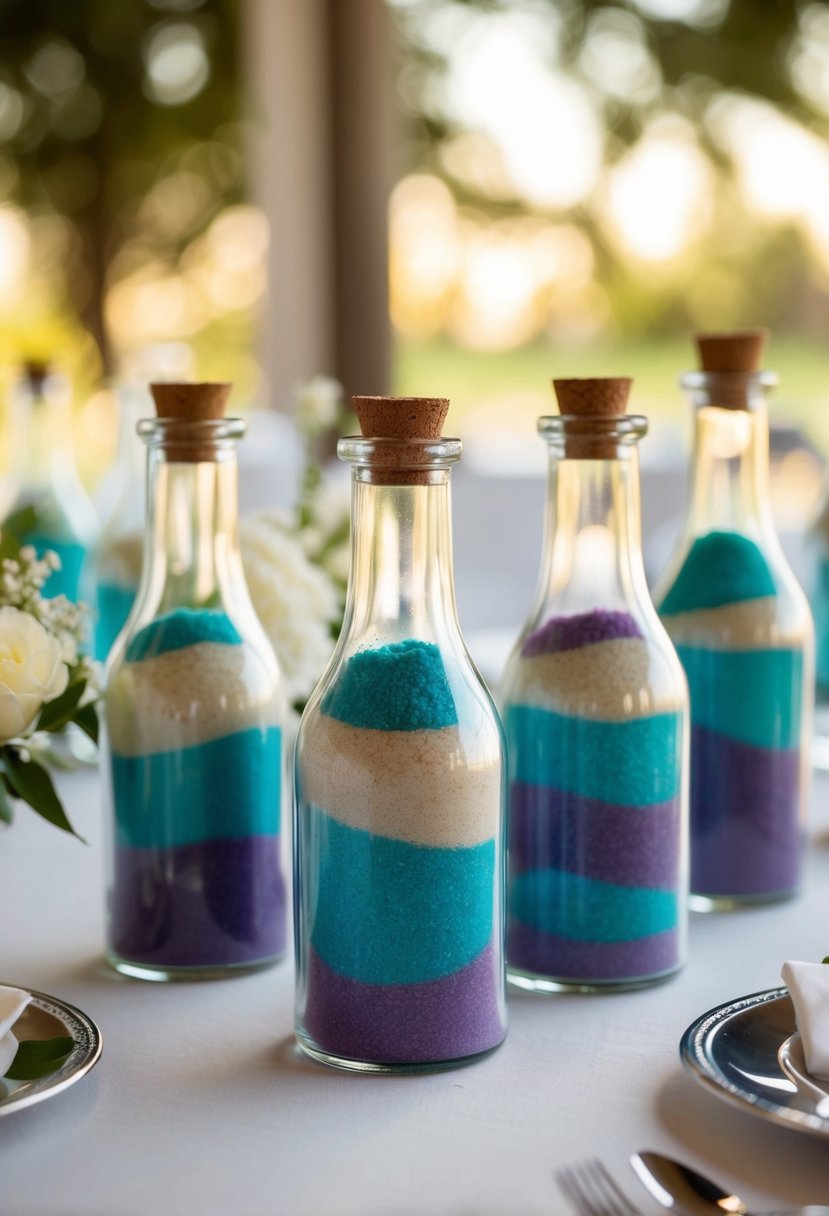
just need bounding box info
[661,530,803,899]
[298,639,505,1065]
[505,609,684,984]
[107,607,285,968]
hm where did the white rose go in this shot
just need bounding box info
[0,606,70,742]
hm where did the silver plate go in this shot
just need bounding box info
[0,988,102,1117]
[680,986,829,1138]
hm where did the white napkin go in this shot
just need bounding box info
[782,961,829,1079]
[0,986,32,1077]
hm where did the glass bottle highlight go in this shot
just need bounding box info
[103,382,287,979]
[657,332,813,908]
[501,378,689,992]
[4,362,97,602]
[294,395,507,1070]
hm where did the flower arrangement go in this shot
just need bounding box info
[0,526,98,839]
[240,376,351,721]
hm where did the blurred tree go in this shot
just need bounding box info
[0,0,243,374]
[390,0,829,341]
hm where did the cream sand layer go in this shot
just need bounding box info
[108,640,282,756]
[512,637,683,721]
[300,713,500,848]
[661,595,801,650]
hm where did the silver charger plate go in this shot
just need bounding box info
[0,988,102,1117]
[680,986,829,1138]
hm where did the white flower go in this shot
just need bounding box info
[240,511,341,707]
[0,606,70,742]
[0,986,31,1076]
[293,376,343,436]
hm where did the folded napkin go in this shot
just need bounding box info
[0,986,32,1077]
[782,961,829,1079]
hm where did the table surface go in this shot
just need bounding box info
[2,452,828,1216]
[2,762,829,1216]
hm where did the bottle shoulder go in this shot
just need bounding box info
[297,632,504,768]
[657,528,812,649]
[501,603,687,722]
[106,606,285,756]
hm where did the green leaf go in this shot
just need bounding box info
[3,752,85,841]
[5,1036,74,1081]
[822,956,829,965]
[2,504,39,544]
[36,680,86,733]
[0,530,20,564]
[73,703,99,746]
[0,779,13,825]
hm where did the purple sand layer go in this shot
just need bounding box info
[508,920,680,982]
[509,782,681,888]
[521,609,642,658]
[302,942,506,1064]
[110,835,286,967]
[690,723,802,897]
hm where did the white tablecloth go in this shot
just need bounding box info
[2,766,829,1216]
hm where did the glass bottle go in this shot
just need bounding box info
[94,345,195,661]
[93,381,146,661]
[294,395,507,1071]
[657,332,813,908]
[4,362,98,601]
[501,378,689,993]
[806,489,829,758]
[103,382,287,980]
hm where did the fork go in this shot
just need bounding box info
[556,1158,641,1216]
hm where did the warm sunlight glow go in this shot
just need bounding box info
[602,124,714,262]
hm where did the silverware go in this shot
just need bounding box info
[556,1158,639,1216]
[630,1150,829,1216]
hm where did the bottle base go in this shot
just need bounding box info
[689,888,798,912]
[294,1030,506,1075]
[506,962,683,995]
[107,952,284,982]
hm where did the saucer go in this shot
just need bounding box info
[0,987,102,1117]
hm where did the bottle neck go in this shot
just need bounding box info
[139,447,245,613]
[340,471,461,644]
[13,386,74,495]
[686,395,772,536]
[539,447,650,611]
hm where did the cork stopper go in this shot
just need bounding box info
[693,330,767,409]
[149,381,232,461]
[352,395,450,484]
[23,359,50,388]
[552,377,633,459]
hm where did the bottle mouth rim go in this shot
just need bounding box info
[537,414,648,442]
[137,417,246,447]
[337,435,462,468]
[680,370,778,389]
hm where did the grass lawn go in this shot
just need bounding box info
[394,335,829,448]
